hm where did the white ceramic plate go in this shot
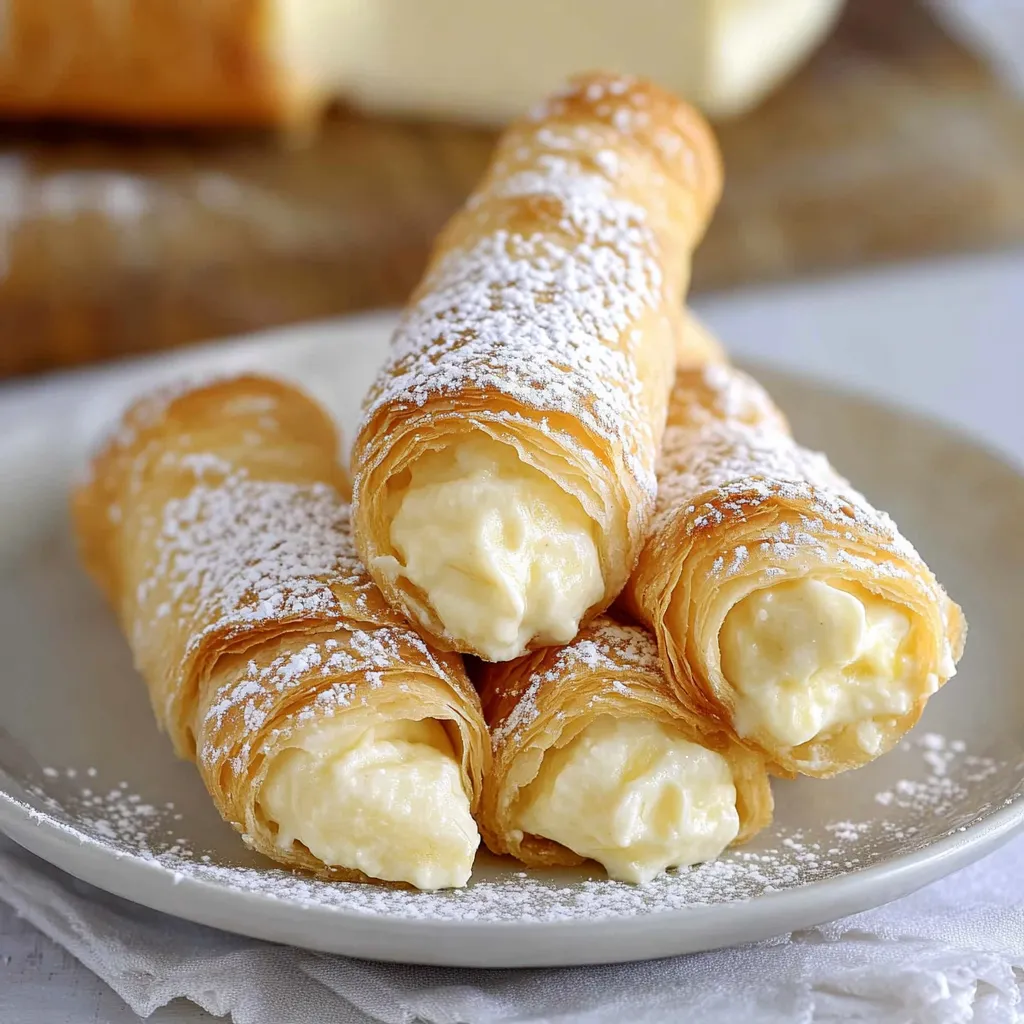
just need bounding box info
[1,313,1022,968]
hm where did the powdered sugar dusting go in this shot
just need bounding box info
[199,622,451,774]
[652,364,933,590]
[125,441,463,743]
[357,73,710,508]
[658,422,900,544]
[15,731,1018,923]
[361,191,662,498]
[136,462,463,767]
[77,375,228,491]
[697,363,786,429]
[490,620,661,750]
[137,472,360,664]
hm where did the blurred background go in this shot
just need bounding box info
[0,0,1022,379]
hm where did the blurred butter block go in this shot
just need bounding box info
[338,0,845,121]
[0,0,843,127]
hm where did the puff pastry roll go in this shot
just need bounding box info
[478,617,772,883]
[353,72,722,662]
[72,376,488,889]
[623,361,967,777]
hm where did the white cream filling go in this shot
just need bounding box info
[258,718,479,890]
[719,578,914,751]
[516,716,740,884]
[381,436,604,662]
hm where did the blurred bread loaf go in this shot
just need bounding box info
[0,1,355,127]
[0,0,842,127]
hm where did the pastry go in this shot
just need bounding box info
[477,616,772,882]
[623,359,967,777]
[353,72,722,662]
[72,375,489,889]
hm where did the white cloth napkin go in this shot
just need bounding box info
[1,834,1022,1024]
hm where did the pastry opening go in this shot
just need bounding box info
[378,433,605,661]
[256,715,479,889]
[514,714,740,883]
[719,577,916,753]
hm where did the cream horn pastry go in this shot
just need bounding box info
[623,360,967,777]
[478,616,772,883]
[352,72,723,662]
[72,375,489,889]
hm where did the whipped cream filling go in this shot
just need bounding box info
[720,578,915,751]
[381,436,604,661]
[258,717,479,890]
[516,715,740,883]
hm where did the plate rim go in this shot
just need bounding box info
[2,787,1022,967]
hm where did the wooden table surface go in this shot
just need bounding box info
[0,0,1021,379]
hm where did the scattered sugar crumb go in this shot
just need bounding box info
[11,730,1016,925]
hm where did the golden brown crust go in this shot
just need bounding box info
[352,73,723,659]
[477,616,773,870]
[0,1,320,127]
[71,374,489,882]
[622,360,967,778]
[678,309,729,368]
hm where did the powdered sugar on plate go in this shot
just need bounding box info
[10,731,1018,924]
